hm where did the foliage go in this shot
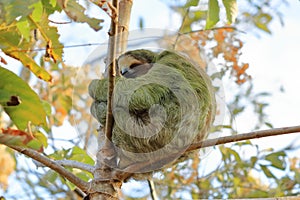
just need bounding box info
[150,142,300,199]
[0,145,15,191]
[0,0,297,199]
[0,67,47,130]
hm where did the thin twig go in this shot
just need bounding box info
[49,19,72,24]
[173,7,190,49]
[188,125,300,151]
[117,0,133,56]
[90,1,119,199]
[148,179,158,200]
[56,160,95,173]
[10,145,90,193]
[83,115,93,151]
[3,43,102,53]
[181,26,244,35]
[105,1,118,141]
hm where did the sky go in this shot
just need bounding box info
[2,0,300,198]
[238,1,300,150]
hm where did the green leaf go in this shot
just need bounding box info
[260,164,275,178]
[233,107,245,115]
[26,139,43,151]
[75,171,93,182]
[41,171,58,185]
[0,28,53,82]
[185,0,200,7]
[58,95,72,112]
[295,171,300,183]
[0,67,47,130]
[138,17,144,30]
[29,14,63,64]
[41,0,62,15]
[180,10,207,33]
[65,179,76,190]
[57,0,104,31]
[30,1,43,22]
[222,0,238,24]
[41,100,52,116]
[265,151,286,170]
[69,146,95,165]
[254,13,272,34]
[34,131,48,148]
[49,0,57,7]
[0,90,21,106]
[2,0,38,24]
[16,20,31,41]
[250,156,258,168]
[6,51,52,82]
[220,146,241,162]
[265,122,273,128]
[48,149,69,160]
[206,0,220,29]
[227,147,241,162]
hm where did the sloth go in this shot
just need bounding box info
[89,49,216,173]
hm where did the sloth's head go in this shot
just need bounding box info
[117,49,157,78]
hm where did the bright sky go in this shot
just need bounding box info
[238,1,300,150]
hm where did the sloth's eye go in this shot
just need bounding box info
[129,63,141,69]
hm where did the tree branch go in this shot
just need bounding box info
[188,125,300,151]
[173,7,190,49]
[10,145,90,193]
[181,26,244,35]
[90,0,120,199]
[105,0,118,142]
[117,0,133,57]
[56,160,95,173]
[117,125,300,181]
[148,179,158,200]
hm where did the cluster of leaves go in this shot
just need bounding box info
[0,0,103,142]
[186,28,251,84]
[228,83,272,129]
[166,0,285,34]
[0,67,47,150]
[170,0,237,31]
[0,0,104,144]
[239,0,286,34]
[47,147,94,190]
[9,146,94,200]
[151,142,300,199]
[0,145,15,191]
[0,0,61,81]
[0,0,104,196]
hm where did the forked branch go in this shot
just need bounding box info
[10,145,90,193]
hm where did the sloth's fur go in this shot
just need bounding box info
[89,50,216,175]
